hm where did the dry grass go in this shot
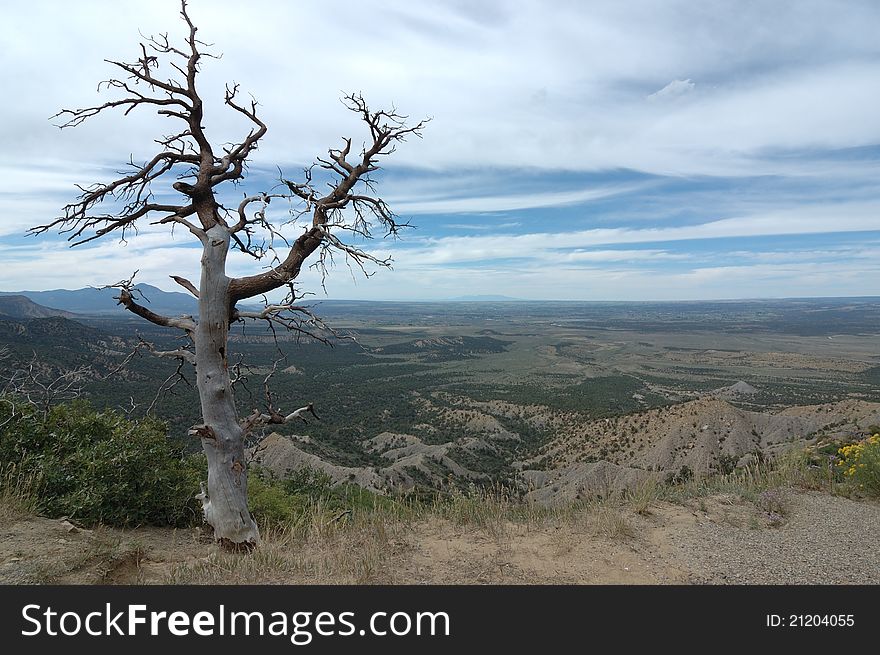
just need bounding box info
[166,506,410,584]
[624,477,663,515]
[660,450,824,505]
[72,531,149,583]
[0,463,40,524]
[172,456,820,584]
[165,488,647,584]
[590,502,636,539]
[2,445,829,585]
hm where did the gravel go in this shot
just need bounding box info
[668,490,880,584]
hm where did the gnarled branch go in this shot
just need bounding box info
[170,275,199,298]
[232,298,341,346]
[135,336,196,365]
[239,358,320,436]
[30,0,269,243]
[99,272,196,333]
[228,94,428,301]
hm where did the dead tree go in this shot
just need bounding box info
[0,353,89,419]
[31,1,426,547]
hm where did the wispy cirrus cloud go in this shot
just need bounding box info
[4,1,879,177]
[648,78,695,101]
[1,1,879,300]
[443,222,522,231]
[391,201,880,266]
[391,183,647,214]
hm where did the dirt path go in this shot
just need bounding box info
[391,520,689,584]
[1,490,877,584]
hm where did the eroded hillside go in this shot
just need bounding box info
[252,389,880,503]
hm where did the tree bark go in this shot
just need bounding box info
[194,223,260,546]
[32,3,426,549]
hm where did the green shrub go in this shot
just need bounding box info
[247,466,402,529]
[280,467,335,497]
[0,398,202,526]
[247,474,310,527]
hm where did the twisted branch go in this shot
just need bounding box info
[228,93,428,301]
[31,0,269,243]
[239,358,320,436]
[98,272,196,333]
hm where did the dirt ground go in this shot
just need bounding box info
[1,489,878,585]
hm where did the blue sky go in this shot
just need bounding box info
[0,0,878,301]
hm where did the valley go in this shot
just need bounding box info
[2,293,879,502]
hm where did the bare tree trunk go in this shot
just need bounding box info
[34,1,425,548]
[194,224,260,546]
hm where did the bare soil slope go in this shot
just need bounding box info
[251,398,880,503]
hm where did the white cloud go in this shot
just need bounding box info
[1,1,879,299]
[2,197,876,298]
[0,242,201,293]
[559,249,690,263]
[391,201,880,265]
[392,183,646,214]
[2,1,878,177]
[287,256,880,302]
[648,79,695,101]
[443,222,522,230]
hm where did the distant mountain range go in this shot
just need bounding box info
[0,295,78,320]
[0,284,197,317]
[448,295,523,302]
[0,310,136,382]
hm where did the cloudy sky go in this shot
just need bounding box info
[1,0,878,301]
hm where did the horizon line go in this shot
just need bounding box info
[3,288,879,305]
[304,294,880,303]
